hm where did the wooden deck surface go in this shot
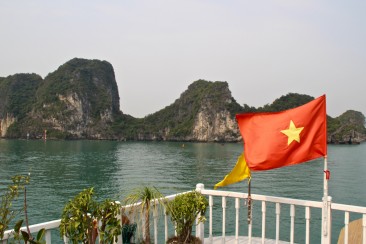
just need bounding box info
[204,236,291,243]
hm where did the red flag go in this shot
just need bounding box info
[236,95,327,171]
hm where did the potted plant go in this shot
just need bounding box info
[59,188,122,244]
[123,186,166,244]
[97,199,123,243]
[166,191,208,244]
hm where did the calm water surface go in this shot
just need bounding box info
[1,140,365,243]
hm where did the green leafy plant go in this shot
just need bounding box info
[1,175,45,243]
[123,186,166,244]
[0,175,29,239]
[97,200,122,243]
[166,191,208,244]
[13,219,45,244]
[60,188,122,244]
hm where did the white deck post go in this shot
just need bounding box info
[235,198,240,244]
[164,207,168,243]
[222,196,227,243]
[44,229,51,244]
[262,201,266,244]
[276,203,281,244]
[209,195,213,243]
[305,206,311,244]
[63,235,69,244]
[344,211,349,244]
[153,207,158,244]
[196,183,205,243]
[362,214,366,244]
[290,204,295,244]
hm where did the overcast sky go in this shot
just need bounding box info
[1,0,365,118]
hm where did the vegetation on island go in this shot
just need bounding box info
[256,93,314,112]
[0,74,42,119]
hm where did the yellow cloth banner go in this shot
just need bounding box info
[214,153,251,189]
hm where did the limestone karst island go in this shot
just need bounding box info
[1,58,365,143]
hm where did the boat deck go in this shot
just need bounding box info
[205,236,291,243]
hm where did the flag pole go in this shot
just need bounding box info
[322,155,331,244]
[247,179,252,244]
[247,179,252,224]
[323,155,328,200]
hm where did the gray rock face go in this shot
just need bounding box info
[0,59,121,139]
[136,80,243,142]
[192,110,240,142]
[35,58,121,139]
[0,114,16,137]
[328,110,366,143]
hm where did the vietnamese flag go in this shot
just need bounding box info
[236,95,327,171]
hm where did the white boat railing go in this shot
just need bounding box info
[195,183,366,244]
[2,183,366,244]
[2,219,60,244]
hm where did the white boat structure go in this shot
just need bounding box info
[2,183,366,244]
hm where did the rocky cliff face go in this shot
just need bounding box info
[0,114,16,137]
[134,80,243,142]
[328,110,366,143]
[1,58,122,139]
[192,109,239,141]
[33,58,120,139]
[190,88,240,141]
[39,59,121,139]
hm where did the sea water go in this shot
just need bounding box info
[1,140,365,243]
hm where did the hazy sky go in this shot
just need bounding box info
[1,0,365,118]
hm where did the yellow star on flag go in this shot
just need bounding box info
[281,120,304,145]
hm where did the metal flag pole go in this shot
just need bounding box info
[248,179,252,224]
[322,155,331,244]
[247,178,252,244]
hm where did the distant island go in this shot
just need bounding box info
[1,58,365,143]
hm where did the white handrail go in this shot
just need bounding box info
[3,183,366,244]
[2,219,60,241]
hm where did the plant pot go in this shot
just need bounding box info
[166,235,202,244]
[122,223,137,244]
